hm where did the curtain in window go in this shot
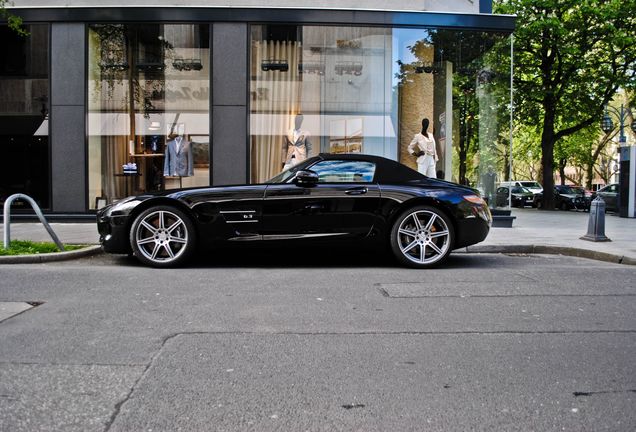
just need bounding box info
[250,40,301,183]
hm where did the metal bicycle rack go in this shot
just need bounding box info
[3,193,65,251]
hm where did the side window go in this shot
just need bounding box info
[309,160,376,183]
[609,185,618,193]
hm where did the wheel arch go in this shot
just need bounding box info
[386,197,458,241]
[126,197,199,238]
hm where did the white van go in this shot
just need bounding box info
[499,181,543,195]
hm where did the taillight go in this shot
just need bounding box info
[463,195,486,205]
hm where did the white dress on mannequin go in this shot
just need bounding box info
[407,132,438,178]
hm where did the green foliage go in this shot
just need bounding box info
[510,124,542,180]
[495,0,636,207]
[0,240,84,256]
[0,0,28,36]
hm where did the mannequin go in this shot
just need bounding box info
[164,132,193,178]
[407,118,438,177]
[282,113,312,171]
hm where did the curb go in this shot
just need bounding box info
[1,243,634,266]
[464,244,636,266]
[0,245,103,264]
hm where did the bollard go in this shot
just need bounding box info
[580,196,611,242]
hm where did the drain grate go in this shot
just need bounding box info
[0,301,42,323]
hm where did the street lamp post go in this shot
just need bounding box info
[601,104,636,142]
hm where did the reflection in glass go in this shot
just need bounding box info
[88,24,210,209]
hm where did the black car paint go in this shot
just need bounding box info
[97,154,490,255]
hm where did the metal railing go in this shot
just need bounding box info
[3,193,65,251]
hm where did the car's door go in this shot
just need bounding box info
[261,159,380,240]
[186,185,266,242]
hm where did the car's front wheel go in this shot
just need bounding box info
[390,205,454,268]
[130,205,196,267]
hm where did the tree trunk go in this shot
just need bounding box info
[585,162,594,190]
[540,109,556,210]
[459,149,467,185]
[558,158,567,186]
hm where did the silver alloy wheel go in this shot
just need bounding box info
[396,209,451,265]
[134,210,189,264]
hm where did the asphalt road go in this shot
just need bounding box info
[1,250,635,431]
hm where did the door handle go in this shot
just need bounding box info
[345,187,368,195]
[304,203,323,210]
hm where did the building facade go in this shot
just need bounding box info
[1,2,514,215]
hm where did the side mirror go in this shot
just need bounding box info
[294,170,319,186]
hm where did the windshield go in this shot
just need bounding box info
[557,186,576,194]
[511,187,530,194]
[520,181,541,189]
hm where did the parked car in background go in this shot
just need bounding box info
[569,186,592,210]
[496,186,535,208]
[592,183,619,211]
[499,180,543,195]
[533,185,589,211]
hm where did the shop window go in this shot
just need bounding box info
[88,24,210,210]
[0,24,50,209]
[249,25,392,184]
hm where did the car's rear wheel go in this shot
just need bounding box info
[390,205,454,268]
[560,201,569,211]
[130,205,195,267]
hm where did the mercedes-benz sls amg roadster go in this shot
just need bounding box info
[97,154,491,268]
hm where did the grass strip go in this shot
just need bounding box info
[0,240,85,256]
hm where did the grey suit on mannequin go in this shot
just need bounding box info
[163,137,193,177]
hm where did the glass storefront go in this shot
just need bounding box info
[0,24,50,209]
[88,24,210,210]
[249,25,512,208]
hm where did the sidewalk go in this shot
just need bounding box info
[1,208,635,264]
[471,208,636,264]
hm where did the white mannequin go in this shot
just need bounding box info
[407,118,438,177]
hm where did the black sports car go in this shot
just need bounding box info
[97,154,491,268]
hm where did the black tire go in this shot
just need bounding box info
[560,201,569,211]
[129,205,196,268]
[389,205,454,269]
